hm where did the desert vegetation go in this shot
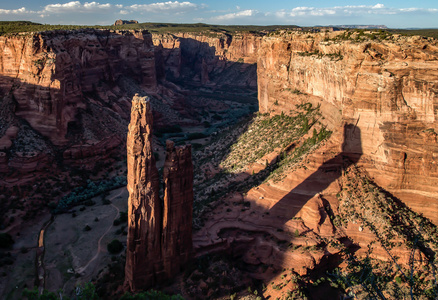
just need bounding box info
[192,103,331,227]
[321,164,438,299]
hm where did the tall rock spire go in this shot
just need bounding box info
[162,140,194,277]
[125,94,194,292]
[125,95,162,291]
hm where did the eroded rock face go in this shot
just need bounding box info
[257,31,438,223]
[153,32,261,87]
[0,29,156,145]
[125,95,162,291]
[0,29,157,182]
[162,140,194,278]
[125,95,193,291]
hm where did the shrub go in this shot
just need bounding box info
[107,239,123,254]
[187,132,207,140]
[0,233,14,248]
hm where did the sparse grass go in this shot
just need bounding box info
[297,49,343,60]
[220,104,322,174]
[192,103,332,229]
[326,164,438,299]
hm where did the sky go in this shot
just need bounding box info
[0,1,437,28]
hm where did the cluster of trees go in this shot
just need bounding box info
[0,233,14,248]
[54,177,126,213]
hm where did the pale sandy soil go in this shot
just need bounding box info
[42,187,128,296]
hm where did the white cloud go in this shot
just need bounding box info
[126,1,199,13]
[213,9,258,21]
[44,1,81,13]
[83,2,112,9]
[43,1,113,13]
[0,7,31,14]
[279,4,438,19]
[202,3,438,26]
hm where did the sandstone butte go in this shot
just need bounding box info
[125,94,193,291]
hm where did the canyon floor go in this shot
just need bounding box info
[2,101,438,300]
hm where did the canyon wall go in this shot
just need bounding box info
[257,31,438,223]
[153,32,260,87]
[0,29,156,180]
[0,30,262,182]
[0,29,156,145]
[125,95,193,291]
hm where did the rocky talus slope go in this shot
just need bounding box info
[125,95,193,291]
[257,30,438,224]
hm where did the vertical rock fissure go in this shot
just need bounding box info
[125,94,193,292]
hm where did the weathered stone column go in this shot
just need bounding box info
[162,140,194,277]
[125,95,162,291]
[125,95,194,292]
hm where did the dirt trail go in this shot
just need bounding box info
[36,216,55,293]
[76,190,123,275]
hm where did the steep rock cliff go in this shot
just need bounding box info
[0,29,156,181]
[153,32,260,88]
[257,31,438,223]
[125,95,193,291]
[0,29,156,145]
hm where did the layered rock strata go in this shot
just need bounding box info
[125,95,193,291]
[0,29,156,145]
[153,32,260,87]
[257,31,438,223]
[162,140,194,277]
[0,29,157,182]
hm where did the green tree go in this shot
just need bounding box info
[0,233,14,248]
[107,239,123,254]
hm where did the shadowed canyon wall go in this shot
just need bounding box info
[0,29,157,183]
[153,32,260,87]
[257,31,438,223]
[125,95,193,291]
[0,30,261,183]
[0,29,156,145]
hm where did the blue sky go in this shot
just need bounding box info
[0,1,437,28]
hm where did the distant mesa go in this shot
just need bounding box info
[334,25,388,29]
[114,19,139,26]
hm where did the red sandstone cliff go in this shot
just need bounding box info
[153,32,260,87]
[125,95,162,291]
[162,140,194,278]
[125,95,194,291]
[0,29,157,182]
[257,31,438,224]
[0,29,156,145]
